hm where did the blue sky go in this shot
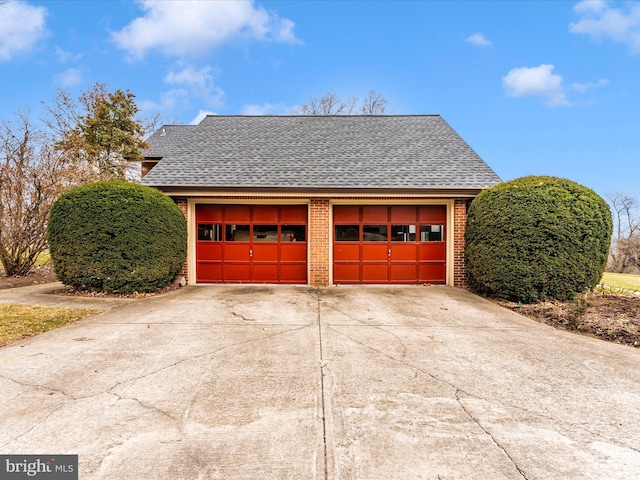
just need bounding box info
[1,0,638,198]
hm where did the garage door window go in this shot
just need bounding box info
[198,224,222,241]
[420,225,444,242]
[253,225,278,242]
[226,225,250,242]
[363,225,387,241]
[282,225,306,242]
[392,225,417,242]
[335,225,359,241]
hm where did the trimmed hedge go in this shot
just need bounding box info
[48,180,187,293]
[465,176,612,303]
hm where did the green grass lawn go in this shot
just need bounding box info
[0,304,101,347]
[600,272,640,292]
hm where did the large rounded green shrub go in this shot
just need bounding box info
[465,176,612,303]
[48,180,187,293]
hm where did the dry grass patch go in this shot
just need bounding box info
[601,272,640,293]
[0,304,100,347]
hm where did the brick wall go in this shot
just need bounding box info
[309,198,330,286]
[453,199,468,288]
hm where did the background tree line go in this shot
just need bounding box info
[608,193,640,274]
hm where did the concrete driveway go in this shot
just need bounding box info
[1,284,639,479]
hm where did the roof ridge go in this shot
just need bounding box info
[201,114,442,119]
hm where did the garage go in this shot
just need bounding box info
[141,115,501,287]
[333,205,447,284]
[195,204,307,283]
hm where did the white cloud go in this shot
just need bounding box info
[55,46,82,64]
[570,0,640,53]
[502,64,570,107]
[54,68,82,87]
[0,1,48,61]
[573,0,607,15]
[139,64,224,119]
[165,65,212,87]
[139,89,189,113]
[164,64,224,107]
[111,0,300,59]
[466,33,492,47]
[240,102,295,115]
[190,110,217,125]
[570,78,610,93]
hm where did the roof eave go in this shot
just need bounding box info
[144,185,492,197]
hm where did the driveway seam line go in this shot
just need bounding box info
[316,290,329,480]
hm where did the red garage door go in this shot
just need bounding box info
[334,205,446,284]
[196,204,307,284]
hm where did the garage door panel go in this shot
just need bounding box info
[224,263,251,281]
[195,243,222,261]
[362,206,388,222]
[196,205,223,222]
[420,263,446,283]
[281,243,306,262]
[252,205,279,223]
[363,244,388,261]
[334,263,360,283]
[390,264,419,282]
[419,244,446,261]
[280,264,307,283]
[390,244,417,261]
[419,205,447,222]
[362,264,388,282]
[224,244,250,260]
[252,264,279,282]
[334,244,360,261]
[334,206,360,223]
[224,205,251,223]
[390,206,417,223]
[280,205,308,222]
[196,262,222,282]
[252,244,278,261]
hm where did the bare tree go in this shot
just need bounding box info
[297,90,387,115]
[0,112,84,276]
[360,90,388,115]
[607,193,640,273]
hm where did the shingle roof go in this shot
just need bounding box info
[141,125,190,158]
[140,115,501,191]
